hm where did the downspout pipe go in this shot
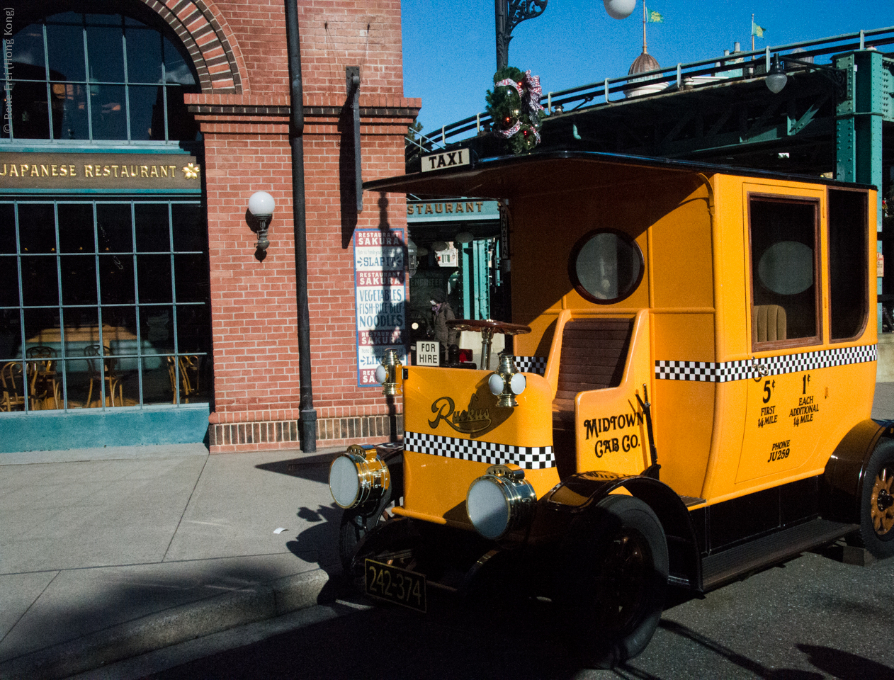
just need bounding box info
[284,0,317,452]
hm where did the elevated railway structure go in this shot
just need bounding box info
[406,28,894,330]
[412,28,894,191]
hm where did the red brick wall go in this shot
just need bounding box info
[185,0,418,452]
[209,0,405,97]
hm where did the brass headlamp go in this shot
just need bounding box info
[329,444,391,510]
[487,354,526,408]
[466,464,536,540]
[374,348,402,396]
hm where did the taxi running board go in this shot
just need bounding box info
[700,518,856,592]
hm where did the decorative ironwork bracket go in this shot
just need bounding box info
[495,0,548,70]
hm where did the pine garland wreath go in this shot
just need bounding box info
[485,66,544,155]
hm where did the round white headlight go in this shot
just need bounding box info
[467,477,511,540]
[488,372,505,396]
[510,372,526,396]
[330,455,361,508]
[374,364,388,384]
[466,466,536,540]
[329,448,391,510]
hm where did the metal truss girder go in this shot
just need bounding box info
[658,118,834,158]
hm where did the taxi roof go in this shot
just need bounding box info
[363,150,874,200]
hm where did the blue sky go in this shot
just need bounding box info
[401,1,894,134]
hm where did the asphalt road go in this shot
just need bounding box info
[125,545,894,680]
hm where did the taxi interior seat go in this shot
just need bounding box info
[754,304,787,343]
[552,317,633,474]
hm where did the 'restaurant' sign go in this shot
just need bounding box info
[0,152,201,190]
[353,228,408,387]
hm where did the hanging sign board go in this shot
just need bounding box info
[353,228,408,386]
[421,149,470,173]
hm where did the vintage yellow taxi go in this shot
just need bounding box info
[329,150,891,667]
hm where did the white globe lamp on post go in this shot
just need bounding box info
[603,0,636,20]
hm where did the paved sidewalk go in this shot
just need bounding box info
[1,383,892,680]
[0,445,347,680]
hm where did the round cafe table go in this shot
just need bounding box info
[446,319,531,370]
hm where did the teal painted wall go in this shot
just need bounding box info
[0,406,210,453]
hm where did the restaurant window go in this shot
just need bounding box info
[1,9,199,142]
[749,196,821,348]
[0,199,211,411]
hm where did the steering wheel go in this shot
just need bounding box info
[446,319,531,369]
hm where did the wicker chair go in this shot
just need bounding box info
[84,345,122,407]
[0,362,26,412]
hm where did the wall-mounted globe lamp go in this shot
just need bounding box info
[455,231,474,245]
[248,191,275,253]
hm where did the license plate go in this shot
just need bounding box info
[365,559,427,612]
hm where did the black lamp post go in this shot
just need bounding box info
[495,0,548,71]
[495,0,636,71]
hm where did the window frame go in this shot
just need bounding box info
[1,10,198,145]
[0,197,211,412]
[568,228,645,306]
[748,192,823,352]
[827,186,870,344]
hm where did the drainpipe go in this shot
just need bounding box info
[284,0,317,452]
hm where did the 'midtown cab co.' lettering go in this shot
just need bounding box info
[583,409,645,458]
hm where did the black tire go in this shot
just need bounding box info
[556,495,668,669]
[339,508,379,575]
[853,440,894,558]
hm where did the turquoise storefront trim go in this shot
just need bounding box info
[0,404,210,453]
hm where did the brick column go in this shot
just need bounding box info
[188,92,420,452]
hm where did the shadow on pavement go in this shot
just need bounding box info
[796,644,894,680]
[0,559,327,674]
[143,595,583,680]
[659,620,824,679]
[255,453,341,484]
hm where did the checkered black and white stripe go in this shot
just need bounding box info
[514,356,547,375]
[655,344,877,383]
[404,431,555,469]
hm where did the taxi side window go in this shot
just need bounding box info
[749,196,821,348]
[828,189,869,341]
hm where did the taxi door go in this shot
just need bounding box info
[736,187,826,484]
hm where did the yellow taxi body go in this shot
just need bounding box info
[384,155,876,532]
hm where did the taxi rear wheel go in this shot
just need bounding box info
[557,495,668,669]
[853,440,894,558]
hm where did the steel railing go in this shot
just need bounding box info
[406,26,894,154]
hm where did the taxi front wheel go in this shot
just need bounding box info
[556,495,669,669]
[852,440,894,558]
[338,503,395,579]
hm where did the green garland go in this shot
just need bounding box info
[485,66,543,155]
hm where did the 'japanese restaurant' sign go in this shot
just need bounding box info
[0,152,201,190]
[354,228,408,386]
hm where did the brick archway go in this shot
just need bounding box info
[140,0,245,94]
